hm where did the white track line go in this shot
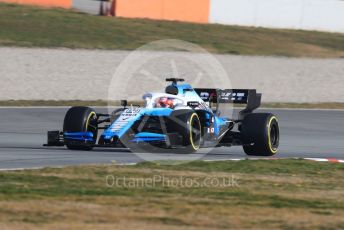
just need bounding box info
[304,158,344,163]
[1,157,344,171]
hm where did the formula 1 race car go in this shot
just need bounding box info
[46,78,280,156]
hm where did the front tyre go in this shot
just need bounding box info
[241,113,279,156]
[63,106,98,150]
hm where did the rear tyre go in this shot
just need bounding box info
[63,106,98,150]
[241,113,279,156]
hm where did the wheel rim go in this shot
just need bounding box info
[269,121,279,150]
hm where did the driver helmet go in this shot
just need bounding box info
[158,97,174,108]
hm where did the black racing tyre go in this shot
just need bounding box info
[167,110,202,153]
[241,113,279,156]
[63,106,98,150]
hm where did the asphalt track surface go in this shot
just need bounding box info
[0,107,343,170]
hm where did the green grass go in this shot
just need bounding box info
[1,3,344,57]
[0,159,344,229]
[136,159,344,175]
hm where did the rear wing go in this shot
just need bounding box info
[194,88,261,119]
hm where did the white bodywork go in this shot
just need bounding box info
[142,92,211,111]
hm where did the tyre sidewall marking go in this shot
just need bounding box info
[189,113,201,151]
[86,111,97,132]
[267,116,278,154]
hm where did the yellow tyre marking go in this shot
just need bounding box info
[85,111,96,131]
[189,113,201,151]
[267,116,278,154]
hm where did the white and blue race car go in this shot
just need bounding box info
[46,78,280,156]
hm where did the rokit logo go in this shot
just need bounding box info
[221,92,246,101]
[221,92,231,100]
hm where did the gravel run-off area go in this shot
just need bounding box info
[1,47,343,103]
